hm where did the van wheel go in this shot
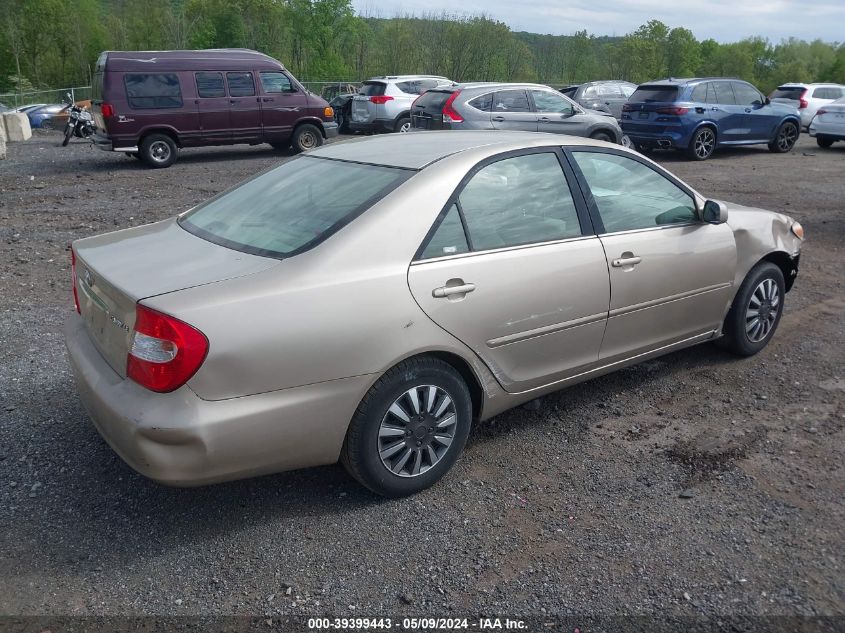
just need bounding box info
[341,357,472,497]
[718,262,785,357]
[292,124,323,153]
[140,134,177,168]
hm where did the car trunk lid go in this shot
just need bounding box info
[73,218,278,377]
[351,81,387,123]
[411,88,455,130]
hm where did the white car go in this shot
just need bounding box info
[770,83,845,130]
[808,96,845,148]
[350,75,454,134]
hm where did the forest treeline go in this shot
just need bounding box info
[2,0,844,95]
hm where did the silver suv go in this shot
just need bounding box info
[770,83,845,130]
[410,82,623,144]
[350,76,454,134]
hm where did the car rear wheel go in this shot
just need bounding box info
[718,262,785,357]
[816,137,834,148]
[769,121,798,153]
[341,357,472,497]
[139,133,177,168]
[394,116,412,133]
[291,123,323,153]
[686,127,716,161]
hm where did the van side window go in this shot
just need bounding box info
[196,72,225,98]
[260,72,295,94]
[124,73,182,109]
[227,72,255,97]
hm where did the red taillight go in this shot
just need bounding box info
[799,90,808,109]
[816,108,827,116]
[442,90,463,123]
[656,106,689,115]
[126,304,208,393]
[71,249,80,314]
[101,103,114,117]
[369,95,394,105]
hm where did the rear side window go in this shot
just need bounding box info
[598,84,623,98]
[227,72,255,97]
[395,81,417,94]
[712,82,736,105]
[196,72,225,98]
[456,153,582,251]
[180,157,410,259]
[360,82,386,96]
[812,87,842,99]
[467,93,493,111]
[691,83,708,102]
[124,73,182,109]
[420,204,470,259]
[770,86,804,100]
[260,72,294,94]
[628,86,679,103]
[582,86,598,99]
[492,90,531,113]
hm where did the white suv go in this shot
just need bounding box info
[350,76,454,134]
[770,83,845,130]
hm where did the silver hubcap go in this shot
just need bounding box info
[746,278,780,343]
[621,135,633,149]
[398,122,411,133]
[149,140,171,163]
[778,124,797,151]
[694,129,715,158]
[378,385,457,478]
[300,131,317,149]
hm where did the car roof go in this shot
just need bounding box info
[367,75,449,81]
[308,130,603,170]
[454,82,555,91]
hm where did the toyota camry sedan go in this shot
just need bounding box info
[65,131,804,497]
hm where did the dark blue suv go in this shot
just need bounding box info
[621,78,801,160]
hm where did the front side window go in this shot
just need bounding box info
[530,90,574,114]
[420,204,470,259]
[260,72,294,94]
[124,73,182,109]
[732,82,763,105]
[196,72,225,98]
[492,90,531,113]
[457,153,582,251]
[227,72,255,97]
[571,151,697,233]
[180,157,410,258]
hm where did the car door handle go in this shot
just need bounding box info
[538,116,550,122]
[262,97,274,102]
[492,116,505,122]
[745,108,752,113]
[229,100,238,104]
[611,256,642,267]
[432,283,476,298]
[711,107,720,111]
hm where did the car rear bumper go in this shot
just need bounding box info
[621,125,693,149]
[808,121,845,141]
[65,312,373,486]
[349,118,394,133]
[323,121,339,138]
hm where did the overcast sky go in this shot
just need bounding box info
[352,0,844,43]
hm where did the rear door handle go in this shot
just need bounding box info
[744,108,752,113]
[432,283,476,298]
[538,116,550,122]
[229,100,238,105]
[611,256,642,267]
[262,97,273,102]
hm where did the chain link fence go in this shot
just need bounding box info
[0,86,93,109]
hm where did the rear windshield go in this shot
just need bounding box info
[179,157,411,259]
[413,89,453,110]
[359,82,386,96]
[92,72,103,102]
[628,86,679,103]
[770,86,804,100]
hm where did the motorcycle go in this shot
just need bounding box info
[61,92,95,147]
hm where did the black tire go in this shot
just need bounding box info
[394,116,411,133]
[291,123,323,153]
[61,123,73,147]
[769,121,799,153]
[341,357,472,497]
[816,137,834,149]
[139,133,177,168]
[590,130,614,143]
[685,126,716,160]
[718,262,785,357]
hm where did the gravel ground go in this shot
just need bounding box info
[0,131,843,629]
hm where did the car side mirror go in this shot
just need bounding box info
[765,97,771,105]
[702,199,728,224]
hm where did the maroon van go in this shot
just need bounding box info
[90,49,338,168]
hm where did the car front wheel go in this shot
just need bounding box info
[769,121,798,153]
[341,357,472,497]
[291,124,323,153]
[718,262,785,356]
